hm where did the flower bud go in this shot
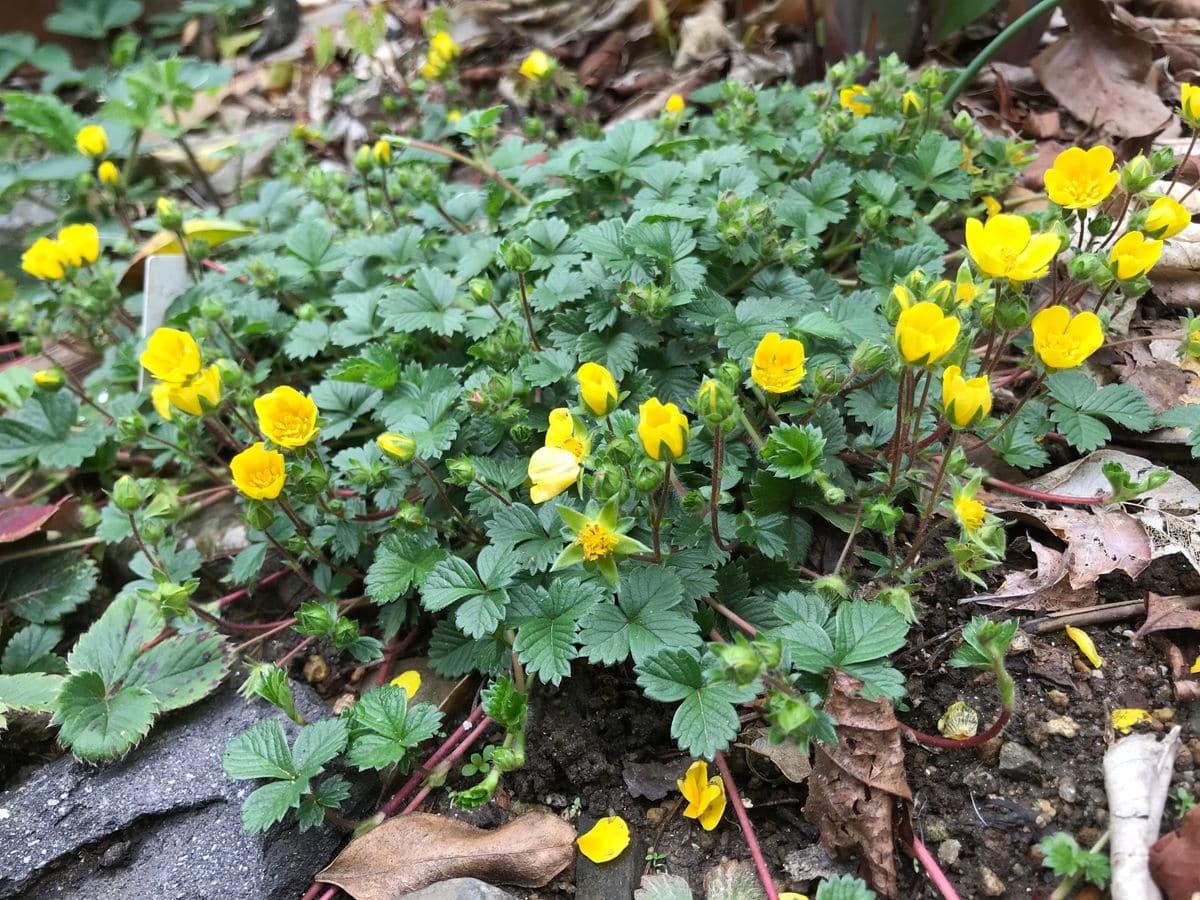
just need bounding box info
[863,205,889,230]
[199,296,224,320]
[851,340,890,373]
[901,90,922,116]
[154,581,191,617]
[113,475,145,512]
[951,110,973,138]
[119,414,146,441]
[768,693,815,736]
[1088,213,1114,237]
[296,303,318,321]
[715,360,743,390]
[155,197,183,232]
[994,290,1029,331]
[606,436,635,465]
[1151,146,1177,174]
[372,139,391,166]
[695,378,735,426]
[353,145,372,173]
[377,432,416,462]
[1120,154,1155,193]
[244,503,277,531]
[1067,253,1102,281]
[499,240,533,272]
[753,637,782,670]
[714,637,762,686]
[877,586,916,622]
[864,498,903,535]
[510,422,532,443]
[469,277,494,303]
[593,463,627,502]
[813,574,850,602]
[634,460,664,492]
[681,490,706,513]
[918,66,943,90]
[32,368,63,390]
[446,457,475,484]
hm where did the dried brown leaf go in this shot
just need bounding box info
[804,671,911,899]
[315,812,576,899]
[965,536,1097,610]
[1136,592,1200,641]
[1150,805,1200,899]
[1031,0,1169,138]
[747,728,813,783]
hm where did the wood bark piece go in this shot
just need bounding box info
[315,811,576,899]
[1104,726,1182,900]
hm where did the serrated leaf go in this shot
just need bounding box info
[487,504,561,573]
[329,344,401,389]
[241,779,305,834]
[421,556,485,612]
[0,671,64,729]
[1050,406,1110,453]
[365,534,447,603]
[380,267,465,337]
[66,594,158,688]
[54,673,158,760]
[0,392,106,472]
[761,424,825,479]
[283,320,330,360]
[347,685,443,770]
[833,601,908,666]
[1,624,64,674]
[580,567,699,666]
[292,718,349,777]
[223,719,297,780]
[513,579,604,684]
[124,631,230,712]
[895,132,971,200]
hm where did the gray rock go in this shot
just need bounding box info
[0,679,367,900]
[936,839,961,866]
[783,843,849,882]
[998,742,1042,780]
[403,878,519,899]
[576,820,641,900]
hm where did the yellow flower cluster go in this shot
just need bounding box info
[21,223,100,281]
[140,328,223,422]
[528,408,589,504]
[420,31,459,80]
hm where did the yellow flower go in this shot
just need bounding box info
[553,498,651,584]
[965,214,1060,282]
[372,139,391,166]
[1144,196,1191,239]
[1064,624,1103,668]
[545,408,589,461]
[637,397,689,460]
[389,670,421,697]
[75,124,107,157]
[954,263,979,306]
[751,332,806,394]
[577,816,629,863]
[895,302,959,367]
[528,446,580,504]
[56,223,99,266]
[1111,708,1152,734]
[151,382,174,421]
[1182,82,1200,128]
[839,84,870,116]
[254,385,320,449]
[97,160,119,185]
[665,93,685,114]
[1109,231,1163,280]
[982,195,1002,218]
[166,364,222,416]
[430,31,459,62]
[779,895,809,900]
[21,236,65,281]
[447,110,463,123]
[678,760,726,831]
[140,327,202,384]
[576,362,618,416]
[421,59,445,80]
[901,90,922,116]
[1190,654,1200,674]
[1043,146,1118,209]
[953,495,985,531]
[519,49,553,82]
[941,366,991,428]
[377,432,416,462]
[927,280,952,306]
[578,521,619,561]
[230,442,287,500]
[1031,306,1104,370]
[891,284,915,311]
[937,700,979,740]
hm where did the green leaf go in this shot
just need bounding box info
[1047,371,1153,449]
[814,874,878,900]
[0,392,106,471]
[762,424,826,479]
[1050,407,1110,453]
[1,624,65,674]
[832,601,908,666]
[487,504,561,574]
[283,320,330,360]
[124,631,230,712]
[365,534,447,603]
[292,718,349,777]
[309,380,381,440]
[380,267,465,337]
[240,779,305,834]
[66,594,158,687]
[46,0,142,38]
[513,578,605,684]
[222,719,297,780]
[329,344,401,389]
[579,567,699,666]
[286,220,346,272]
[421,556,485,612]
[347,685,443,770]
[635,649,753,759]
[778,161,853,237]
[53,672,158,760]
[0,671,64,729]
[482,675,527,729]
[895,132,971,200]
[0,91,83,153]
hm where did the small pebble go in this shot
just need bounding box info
[1153,707,1175,723]
[981,866,1006,897]
[1047,690,1070,710]
[331,692,357,715]
[349,666,367,684]
[302,654,328,684]
[645,807,664,826]
[924,817,951,843]
[937,839,961,866]
[977,737,1002,767]
[1042,715,1080,739]
[1033,798,1057,827]
[1058,776,1078,803]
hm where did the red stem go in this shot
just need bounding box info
[398,715,493,815]
[898,706,1011,750]
[375,628,422,686]
[217,567,289,608]
[277,635,315,667]
[984,477,1108,506]
[379,705,486,816]
[909,835,962,900]
[137,626,177,654]
[714,752,779,900]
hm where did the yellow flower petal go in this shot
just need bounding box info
[577,816,629,863]
[1191,654,1200,675]
[254,385,320,449]
[1111,708,1152,734]
[230,441,288,500]
[1064,625,1103,668]
[389,669,421,697]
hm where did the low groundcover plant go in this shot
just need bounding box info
[1,46,1195,883]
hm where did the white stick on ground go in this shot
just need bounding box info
[1104,726,1182,900]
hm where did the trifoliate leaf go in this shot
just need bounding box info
[347,684,442,770]
[292,718,349,778]
[579,567,699,666]
[512,578,605,684]
[53,672,158,760]
[366,534,447,604]
[223,719,298,781]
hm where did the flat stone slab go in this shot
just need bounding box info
[0,678,361,900]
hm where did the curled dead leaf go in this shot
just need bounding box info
[316,811,576,899]
[965,536,1097,610]
[804,670,911,899]
[1150,806,1200,900]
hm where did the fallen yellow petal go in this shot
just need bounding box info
[576,816,629,863]
[1064,625,1103,668]
[1191,654,1200,674]
[779,894,810,900]
[389,669,421,698]
[1111,708,1153,734]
